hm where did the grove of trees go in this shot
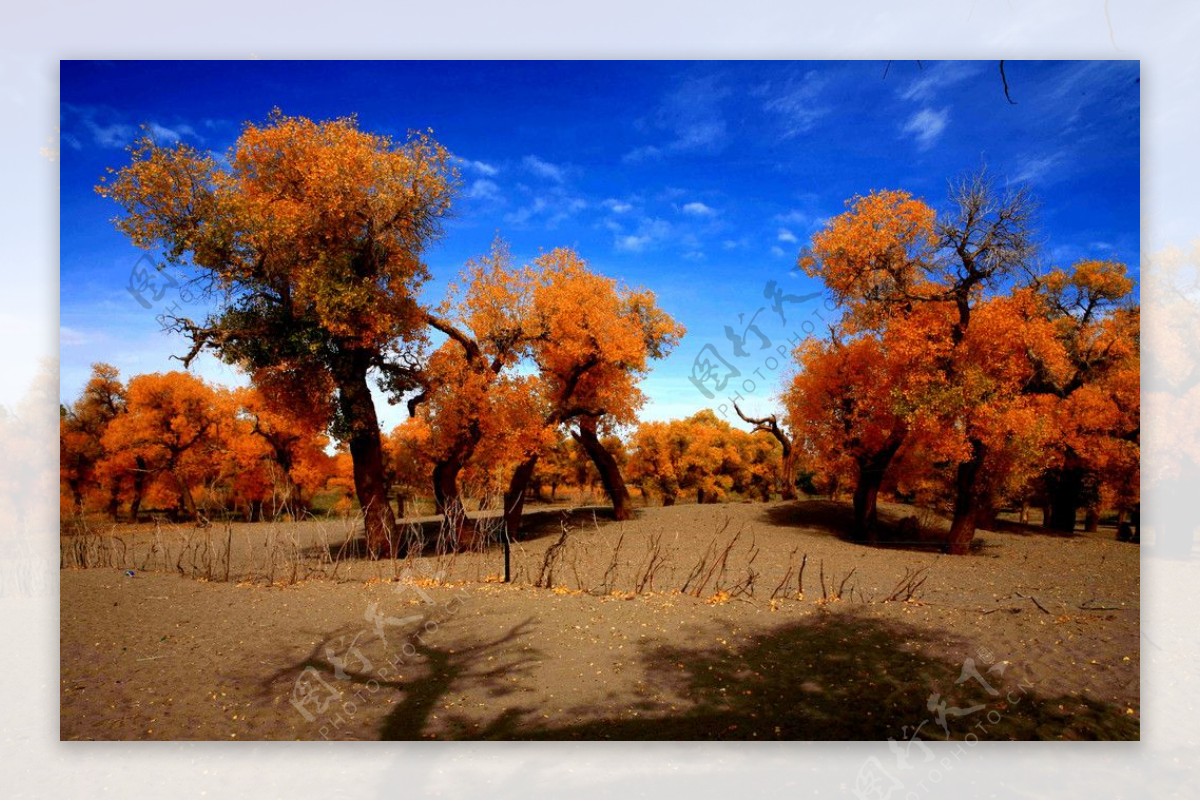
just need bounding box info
[785,173,1139,553]
[66,111,1138,559]
[85,113,683,554]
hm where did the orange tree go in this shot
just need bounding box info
[97,371,228,521]
[1026,260,1140,531]
[501,247,684,535]
[60,363,127,517]
[628,411,778,506]
[411,242,538,545]
[799,172,1040,553]
[98,112,457,554]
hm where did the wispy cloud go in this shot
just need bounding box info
[898,61,980,103]
[770,245,787,258]
[60,326,89,347]
[901,107,949,150]
[522,154,565,182]
[682,201,716,217]
[626,73,733,162]
[452,156,499,176]
[760,70,830,137]
[613,218,671,253]
[504,190,586,228]
[62,103,201,149]
[602,198,634,214]
[777,228,799,244]
[146,122,197,144]
[1013,152,1069,185]
[622,145,662,164]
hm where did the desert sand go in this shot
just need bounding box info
[60,499,1139,740]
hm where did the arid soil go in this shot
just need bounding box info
[60,499,1139,740]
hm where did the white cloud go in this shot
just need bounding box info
[770,246,786,258]
[88,120,134,148]
[465,179,501,201]
[775,210,810,227]
[147,122,197,144]
[616,234,652,252]
[682,201,716,217]
[452,156,499,176]
[522,155,565,182]
[777,228,799,244]
[603,198,634,213]
[902,107,949,150]
[614,218,670,253]
[504,190,586,228]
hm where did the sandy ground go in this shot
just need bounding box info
[60,500,1139,741]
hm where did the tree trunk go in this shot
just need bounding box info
[851,434,903,544]
[249,499,263,523]
[1084,507,1100,533]
[572,417,633,521]
[173,472,197,521]
[333,353,396,557]
[947,440,986,555]
[779,453,798,501]
[129,455,147,522]
[432,457,470,549]
[503,454,539,541]
[1047,462,1084,533]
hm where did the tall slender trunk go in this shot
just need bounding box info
[572,417,632,521]
[174,473,197,521]
[129,455,147,522]
[947,439,987,555]
[780,451,798,501]
[333,351,396,557]
[851,434,903,544]
[503,454,540,541]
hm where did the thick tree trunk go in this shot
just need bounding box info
[780,452,798,501]
[432,457,470,549]
[947,440,986,555]
[851,434,903,544]
[249,499,263,523]
[1047,462,1084,533]
[1084,507,1100,533]
[503,454,539,541]
[333,353,396,557]
[572,417,633,521]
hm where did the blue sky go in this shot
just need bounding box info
[59,60,1140,432]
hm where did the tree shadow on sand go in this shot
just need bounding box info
[484,612,1136,741]
[262,616,544,739]
[759,500,987,554]
[268,608,1134,742]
